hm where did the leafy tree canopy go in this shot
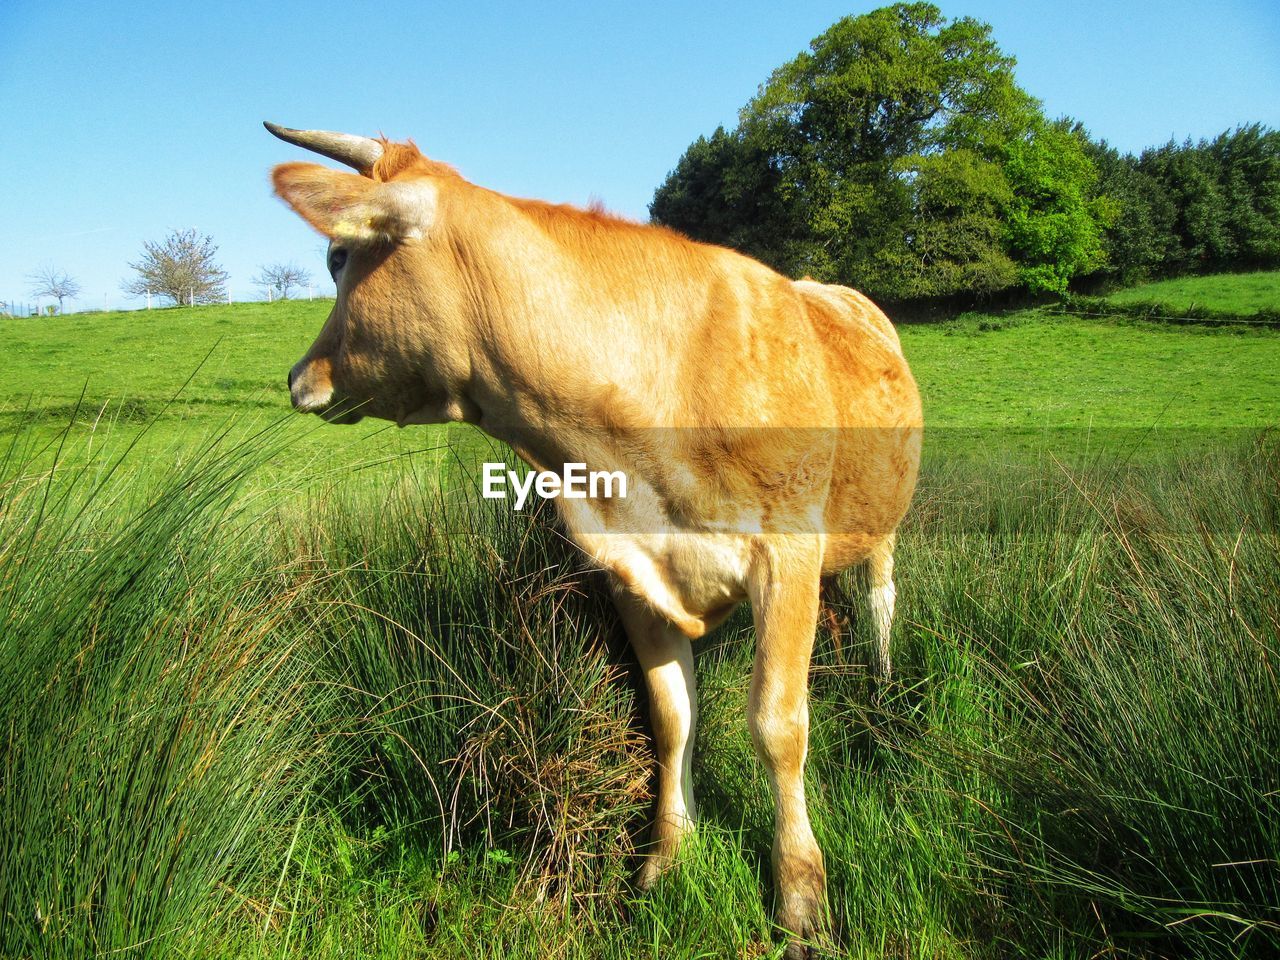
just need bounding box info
[652,3,1107,299]
[1085,124,1280,283]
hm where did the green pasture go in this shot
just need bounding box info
[0,300,460,492]
[1,277,1278,959]
[1104,268,1280,316]
[3,286,1279,483]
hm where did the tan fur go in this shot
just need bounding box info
[272,135,922,956]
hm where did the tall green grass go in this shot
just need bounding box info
[1,418,1276,958]
[808,436,1280,958]
[284,471,650,897]
[0,415,329,958]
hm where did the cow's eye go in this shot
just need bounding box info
[328,248,348,279]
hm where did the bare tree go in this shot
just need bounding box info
[27,265,82,314]
[122,229,228,306]
[253,262,313,300]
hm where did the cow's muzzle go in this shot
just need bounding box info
[288,358,363,422]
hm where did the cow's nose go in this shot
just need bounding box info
[287,368,296,390]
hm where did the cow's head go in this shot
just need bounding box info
[267,122,462,425]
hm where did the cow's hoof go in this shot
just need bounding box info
[637,818,694,890]
[775,854,826,958]
[636,853,668,891]
[636,842,684,890]
[777,914,821,960]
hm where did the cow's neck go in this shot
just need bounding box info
[437,189,669,470]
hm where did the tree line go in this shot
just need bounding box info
[20,229,314,315]
[649,3,1279,304]
[1088,126,1280,285]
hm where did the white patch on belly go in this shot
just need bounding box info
[579,530,752,633]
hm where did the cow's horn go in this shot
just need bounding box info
[263,121,384,172]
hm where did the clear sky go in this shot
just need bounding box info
[1,0,1276,311]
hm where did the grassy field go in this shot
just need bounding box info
[1,280,1278,959]
[0,300,457,490]
[3,295,1279,474]
[1104,268,1280,316]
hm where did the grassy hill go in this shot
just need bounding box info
[3,291,1278,482]
[1104,268,1280,316]
[1,281,1278,959]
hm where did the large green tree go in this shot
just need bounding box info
[1085,138,1178,285]
[652,3,1107,299]
[1209,124,1280,266]
[1140,141,1234,272]
[862,149,1018,297]
[647,126,791,267]
[1086,125,1280,281]
[999,118,1107,293]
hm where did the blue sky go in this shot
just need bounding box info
[1,0,1277,310]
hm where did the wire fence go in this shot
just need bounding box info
[2,286,332,317]
[1057,307,1280,327]
[1,301,43,318]
[10,294,1265,325]
[1053,297,1280,329]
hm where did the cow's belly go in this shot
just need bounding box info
[573,528,752,637]
[545,474,759,635]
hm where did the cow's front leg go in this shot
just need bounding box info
[747,539,826,959]
[612,585,698,888]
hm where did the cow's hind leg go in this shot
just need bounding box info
[747,539,826,958]
[867,532,897,678]
[612,587,698,888]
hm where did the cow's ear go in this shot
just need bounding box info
[271,162,437,242]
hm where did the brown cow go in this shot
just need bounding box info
[266,122,922,957]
